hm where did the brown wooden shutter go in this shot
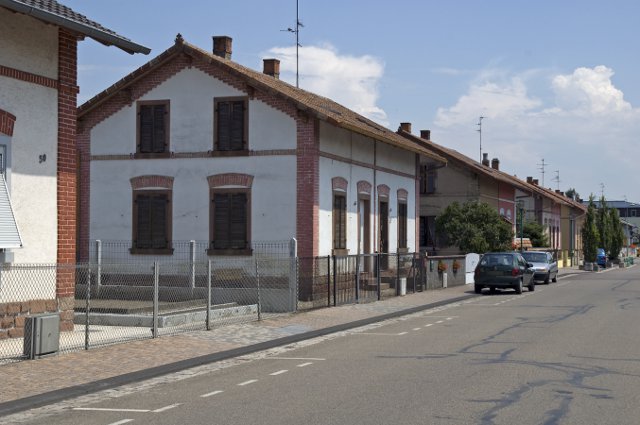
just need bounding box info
[139,106,154,153]
[135,193,168,249]
[139,104,166,154]
[217,102,231,151]
[230,101,245,150]
[152,105,166,153]
[229,193,247,249]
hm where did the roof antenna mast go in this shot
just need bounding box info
[477,116,485,162]
[537,158,547,187]
[282,0,303,87]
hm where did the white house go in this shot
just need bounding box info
[0,0,148,337]
[77,35,445,269]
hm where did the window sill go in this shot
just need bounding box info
[207,248,253,256]
[210,150,250,157]
[129,247,174,255]
[134,152,171,159]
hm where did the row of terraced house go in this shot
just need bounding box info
[0,0,586,339]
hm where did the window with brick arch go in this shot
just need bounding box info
[137,100,169,156]
[132,190,172,254]
[333,192,347,251]
[209,189,251,254]
[214,97,248,152]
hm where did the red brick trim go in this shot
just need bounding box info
[89,149,297,161]
[331,177,348,192]
[397,188,408,201]
[0,64,59,90]
[130,175,174,190]
[296,117,319,258]
[207,173,253,188]
[357,180,372,195]
[377,184,390,199]
[0,109,16,137]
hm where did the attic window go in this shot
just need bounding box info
[136,100,170,158]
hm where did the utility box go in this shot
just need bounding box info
[23,314,60,359]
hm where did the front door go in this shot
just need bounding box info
[379,200,389,270]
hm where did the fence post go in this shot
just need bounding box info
[255,257,262,321]
[332,255,337,307]
[327,255,331,307]
[96,239,102,287]
[153,261,159,338]
[206,259,212,331]
[396,252,400,296]
[376,254,381,301]
[189,240,196,289]
[289,238,298,312]
[355,254,360,303]
[85,266,91,351]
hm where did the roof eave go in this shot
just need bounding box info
[0,0,150,54]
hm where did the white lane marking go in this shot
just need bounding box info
[267,357,326,361]
[425,324,433,327]
[200,390,224,398]
[297,362,313,368]
[73,408,149,412]
[153,403,181,413]
[270,370,288,376]
[238,380,258,386]
[436,320,444,324]
[107,420,134,425]
[413,328,421,331]
[446,317,453,320]
[357,332,408,336]
[398,331,408,335]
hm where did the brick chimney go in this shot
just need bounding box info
[212,36,232,59]
[526,176,533,183]
[399,122,412,133]
[263,59,280,79]
[420,130,431,140]
[482,153,490,166]
[491,157,500,170]
[532,179,539,185]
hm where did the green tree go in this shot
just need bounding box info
[565,188,580,201]
[582,195,599,263]
[596,195,612,256]
[523,220,549,247]
[609,208,624,260]
[435,201,513,253]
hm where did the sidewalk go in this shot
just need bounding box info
[0,266,587,416]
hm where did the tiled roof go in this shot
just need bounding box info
[398,129,586,212]
[0,0,149,54]
[78,37,446,162]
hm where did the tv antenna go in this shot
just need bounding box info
[281,0,303,87]
[537,158,548,187]
[477,116,485,163]
[552,170,560,191]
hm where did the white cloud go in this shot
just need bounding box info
[264,44,388,126]
[432,65,640,201]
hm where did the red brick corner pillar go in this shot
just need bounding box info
[57,29,79,331]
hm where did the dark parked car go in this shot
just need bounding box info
[474,252,535,294]
[596,248,607,267]
[522,251,558,284]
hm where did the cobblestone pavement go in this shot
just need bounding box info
[0,266,588,411]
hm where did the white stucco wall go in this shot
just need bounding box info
[91,68,297,156]
[89,68,298,259]
[318,123,417,256]
[0,7,58,79]
[0,12,59,265]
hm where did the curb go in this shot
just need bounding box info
[0,293,476,417]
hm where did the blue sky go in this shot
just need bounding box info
[64,0,640,203]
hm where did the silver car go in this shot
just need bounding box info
[521,251,558,284]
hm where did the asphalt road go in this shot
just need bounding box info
[7,266,640,425]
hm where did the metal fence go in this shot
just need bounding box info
[297,253,467,310]
[0,250,467,365]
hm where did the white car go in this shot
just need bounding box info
[521,251,558,284]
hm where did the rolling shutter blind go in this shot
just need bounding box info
[0,174,21,249]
